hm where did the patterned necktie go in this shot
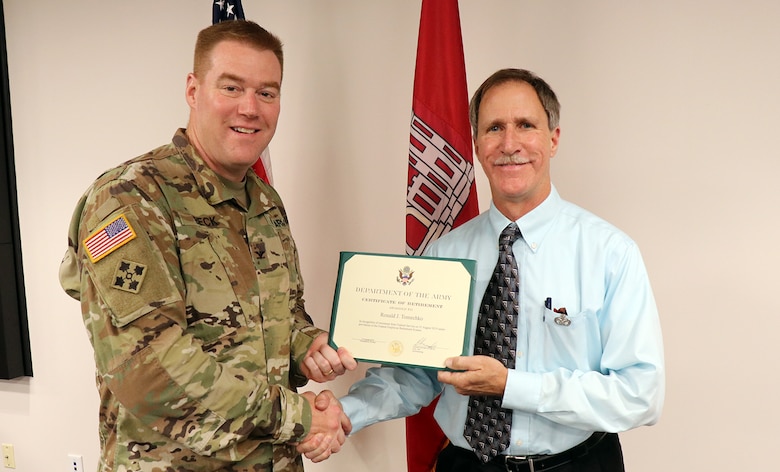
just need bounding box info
[464,222,522,462]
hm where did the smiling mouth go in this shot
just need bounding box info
[232,127,259,134]
[495,155,529,166]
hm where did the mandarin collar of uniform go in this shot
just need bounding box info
[245,170,280,218]
[171,128,277,217]
[487,185,562,253]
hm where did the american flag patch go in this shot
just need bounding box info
[83,214,137,263]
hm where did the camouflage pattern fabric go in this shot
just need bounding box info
[59,129,325,471]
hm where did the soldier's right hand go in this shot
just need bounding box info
[297,390,351,462]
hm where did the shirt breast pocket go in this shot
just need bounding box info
[177,219,247,345]
[541,307,601,369]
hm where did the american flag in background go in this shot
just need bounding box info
[213,0,245,23]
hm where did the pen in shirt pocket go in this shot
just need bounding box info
[544,297,552,320]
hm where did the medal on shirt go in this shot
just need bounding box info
[554,307,571,326]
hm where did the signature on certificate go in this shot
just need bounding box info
[413,338,438,353]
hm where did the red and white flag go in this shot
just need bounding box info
[405,0,478,470]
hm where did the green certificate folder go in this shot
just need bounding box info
[329,252,476,370]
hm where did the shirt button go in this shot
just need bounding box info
[517,351,523,357]
[531,242,538,250]
[515,439,523,446]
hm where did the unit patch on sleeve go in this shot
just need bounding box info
[112,260,147,294]
[83,214,137,263]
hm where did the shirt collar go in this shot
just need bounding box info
[171,128,274,216]
[487,185,562,252]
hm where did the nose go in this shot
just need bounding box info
[499,127,522,154]
[238,93,259,118]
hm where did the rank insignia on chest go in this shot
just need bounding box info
[112,259,147,294]
[83,214,136,263]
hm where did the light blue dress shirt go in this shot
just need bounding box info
[340,186,665,456]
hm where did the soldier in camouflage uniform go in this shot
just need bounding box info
[59,20,354,471]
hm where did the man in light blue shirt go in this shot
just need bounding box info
[327,69,663,471]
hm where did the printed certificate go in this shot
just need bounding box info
[328,252,476,370]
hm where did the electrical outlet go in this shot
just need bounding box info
[2,444,15,469]
[67,454,83,472]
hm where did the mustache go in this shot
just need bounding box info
[494,154,530,166]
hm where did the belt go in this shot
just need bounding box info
[495,432,609,472]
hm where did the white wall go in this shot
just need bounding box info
[1,1,779,470]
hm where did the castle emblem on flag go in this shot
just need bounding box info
[407,114,474,255]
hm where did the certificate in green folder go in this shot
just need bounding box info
[328,252,476,370]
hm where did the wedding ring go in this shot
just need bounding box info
[325,370,334,375]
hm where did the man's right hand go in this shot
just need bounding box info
[297,390,352,462]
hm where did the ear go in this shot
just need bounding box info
[549,126,561,158]
[473,135,485,166]
[185,73,198,108]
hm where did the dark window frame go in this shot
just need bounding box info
[0,0,33,379]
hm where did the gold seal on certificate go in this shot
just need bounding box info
[328,252,476,370]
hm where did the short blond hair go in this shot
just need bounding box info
[193,20,284,79]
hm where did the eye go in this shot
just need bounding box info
[258,88,280,103]
[220,84,242,97]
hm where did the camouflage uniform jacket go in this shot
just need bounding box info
[59,129,325,471]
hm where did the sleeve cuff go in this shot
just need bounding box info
[277,389,312,443]
[502,369,542,412]
[339,395,368,434]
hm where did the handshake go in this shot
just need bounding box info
[295,332,507,463]
[296,332,357,463]
[297,390,352,463]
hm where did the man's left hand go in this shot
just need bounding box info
[302,333,357,382]
[437,355,508,396]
